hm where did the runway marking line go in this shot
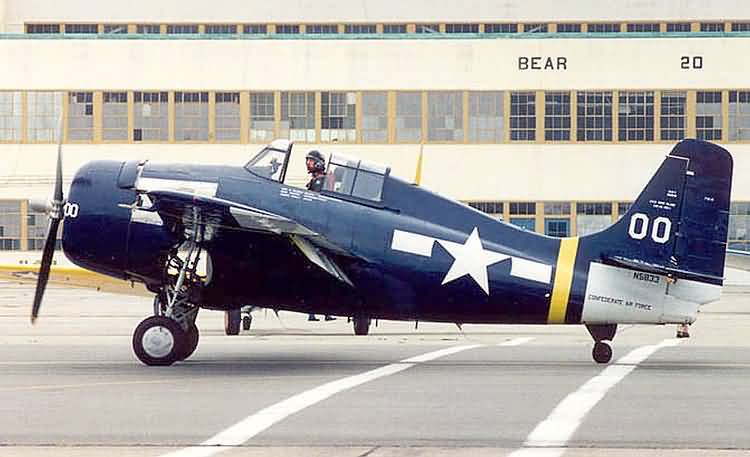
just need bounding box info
[498,337,535,346]
[161,337,533,457]
[507,338,682,457]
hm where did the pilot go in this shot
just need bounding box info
[304,150,336,322]
[305,150,327,192]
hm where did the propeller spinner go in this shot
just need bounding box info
[30,116,65,324]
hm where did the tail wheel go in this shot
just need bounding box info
[592,341,613,364]
[133,316,186,366]
[224,309,241,335]
[242,315,253,331]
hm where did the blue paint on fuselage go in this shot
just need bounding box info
[210,168,562,323]
[63,158,561,322]
[60,139,732,325]
[63,161,136,279]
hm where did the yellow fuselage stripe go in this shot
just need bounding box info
[547,237,580,324]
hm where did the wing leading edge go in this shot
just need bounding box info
[146,190,355,287]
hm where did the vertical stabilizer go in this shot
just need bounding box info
[587,140,732,285]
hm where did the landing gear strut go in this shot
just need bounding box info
[352,314,371,336]
[133,232,204,366]
[586,323,617,364]
[224,309,241,335]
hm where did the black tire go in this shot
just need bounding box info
[592,341,613,364]
[242,315,252,331]
[179,323,200,361]
[224,309,241,336]
[133,316,186,366]
[352,315,371,336]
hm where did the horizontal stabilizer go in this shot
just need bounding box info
[602,255,724,283]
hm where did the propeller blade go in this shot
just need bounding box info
[53,114,64,203]
[31,113,65,324]
[31,217,61,323]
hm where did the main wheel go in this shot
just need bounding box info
[224,309,241,335]
[179,323,200,361]
[352,315,371,336]
[592,341,613,364]
[242,315,252,331]
[133,316,186,366]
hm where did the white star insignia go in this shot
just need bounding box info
[390,227,552,292]
[436,227,509,294]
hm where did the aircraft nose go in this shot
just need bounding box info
[62,161,135,279]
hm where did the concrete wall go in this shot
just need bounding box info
[0,0,6,33]
[3,0,749,29]
[0,36,746,90]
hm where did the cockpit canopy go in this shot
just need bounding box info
[323,154,390,202]
[244,140,390,203]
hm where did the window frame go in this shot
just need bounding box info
[427,91,464,143]
[361,91,388,144]
[133,91,169,142]
[250,91,277,143]
[618,90,655,142]
[0,91,23,143]
[510,91,536,141]
[174,91,209,142]
[27,91,63,143]
[729,90,750,141]
[279,91,315,142]
[102,91,129,142]
[660,90,687,141]
[67,91,94,142]
[695,90,723,141]
[544,91,571,141]
[395,91,422,143]
[576,91,613,142]
[468,91,504,143]
[320,91,357,143]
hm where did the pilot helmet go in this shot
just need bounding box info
[306,150,326,173]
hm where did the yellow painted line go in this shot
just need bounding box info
[0,264,150,297]
[547,237,580,324]
[0,264,83,274]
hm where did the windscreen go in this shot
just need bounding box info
[244,146,288,182]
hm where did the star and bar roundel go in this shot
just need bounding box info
[390,227,552,295]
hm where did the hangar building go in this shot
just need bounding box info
[1,0,749,252]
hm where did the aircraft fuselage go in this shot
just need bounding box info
[63,144,724,327]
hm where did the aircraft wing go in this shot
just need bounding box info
[146,190,355,286]
[147,190,318,236]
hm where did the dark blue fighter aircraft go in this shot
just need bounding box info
[28,139,732,366]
